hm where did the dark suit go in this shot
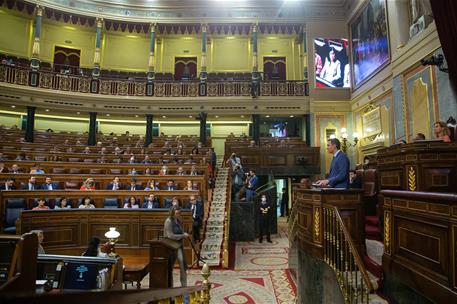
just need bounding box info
[186,201,204,241]
[22,183,38,191]
[259,200,272,242]
[106,182,122,190]
[328,150,350,189]
[125,184,143,191]
[0,184,16,191]
[143,199,160,209]
[163,185,177,191]
[41,183,60,190]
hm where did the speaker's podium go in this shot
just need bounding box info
[149,238,181,288]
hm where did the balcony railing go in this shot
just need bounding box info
[0,64,309,97]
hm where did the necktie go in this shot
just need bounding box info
[48,184,52,190]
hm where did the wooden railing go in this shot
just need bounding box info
[0,64,309,97]
[323,206,376,304]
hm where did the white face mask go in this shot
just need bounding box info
[261,197,266,202]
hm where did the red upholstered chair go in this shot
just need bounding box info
[362,169,378,216]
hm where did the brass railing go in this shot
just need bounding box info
[222,166,232,268]
[288,200,298,247]
[0,64,309,97]
[323,205,376,304]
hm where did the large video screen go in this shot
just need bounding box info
[350,0,389,88]
[314,38,350,88]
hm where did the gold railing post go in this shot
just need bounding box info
[200,263,211,303]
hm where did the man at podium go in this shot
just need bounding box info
[315,138,350,189]
[163,206,189,287]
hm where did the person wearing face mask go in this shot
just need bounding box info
[258,194,272,243]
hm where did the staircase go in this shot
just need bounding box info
[199,161,229,267]
[364,215,386,303]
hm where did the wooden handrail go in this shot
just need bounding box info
[0,285,207,304]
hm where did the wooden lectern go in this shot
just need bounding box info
[149,239,181,288]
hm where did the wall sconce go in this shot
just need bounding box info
[340,128,359,153]
[104,227,120,257]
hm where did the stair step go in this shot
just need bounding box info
[366,239,384,265]
[365,224,381,236]
[364,255,383,280]
[365,215,380,226]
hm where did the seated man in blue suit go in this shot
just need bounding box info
[186,195,204,242]
[143,194,160,209]
[315,138,350,189]
[41,177,60,190]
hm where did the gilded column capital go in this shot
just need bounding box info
[96,17,104,28]
[201,24,208,33]
[35,5,44,17]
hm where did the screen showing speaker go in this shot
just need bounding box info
[314,38,350,88]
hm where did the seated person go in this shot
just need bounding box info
[107,176,121,190]
[1,178,16,190]
[128,168,138,175]
[30,165,45,174]
[15,152,26,161]
[143,194,160,209]
[0,162,8,173]
[79,197,95,209]
[23,176,38,190]
[189,165,199,176]
[434,121,451,142]
[159,165,168,176]
[144,168,152,175]
[414,133,426,141]
[83,146,91,154]
[124,196,140,209]
[165,197,180,209]
[80,178,96,190]
[126,178,143,191]
[349,170,362,189]
[41,177,59,190]
[142,155,152,164]
[10,164,21,174]
[33,198,50,210]
[163,180,177,191]
[82,236,107,257]
[144,179,159,191]
[176,166,186,175]
[184,180,197,191]
[55,198,72,209]
[31,230,45,254]
[128,154,136,164]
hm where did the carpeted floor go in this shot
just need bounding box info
[130,217,296,303]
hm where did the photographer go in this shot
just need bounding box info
[226,152,242,170]
[232,164,245,200]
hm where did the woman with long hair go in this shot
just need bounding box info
[83,236,107,257]
[434,121,451,142]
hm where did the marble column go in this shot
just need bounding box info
[199,24,208,96]
[88,112,97,146]
[30,5,43,71]
[200,24,208,81]
[147,23,156,82]
[251,24,260,97]
[199,112,207,146]
[92,18,103,78]
[303,30,308,81]
[25,106,36,143]
[145,114,153,147]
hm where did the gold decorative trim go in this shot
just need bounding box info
[408,166,417,191]
[384,211,391,255]
[314,207,320,241]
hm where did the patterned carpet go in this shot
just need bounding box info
[183,217,297,303]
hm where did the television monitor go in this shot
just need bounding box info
[0,238,18,285]
[62,262,99,290]
[314,38,350,88]
[269,122,288,137]
[350,0,389,88]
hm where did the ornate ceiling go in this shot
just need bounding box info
[24,0,351,23]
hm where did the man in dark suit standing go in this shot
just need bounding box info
[186,195,204,242]
[41,177,59,190]
[315,138,350,189]
[258,194,272,243]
